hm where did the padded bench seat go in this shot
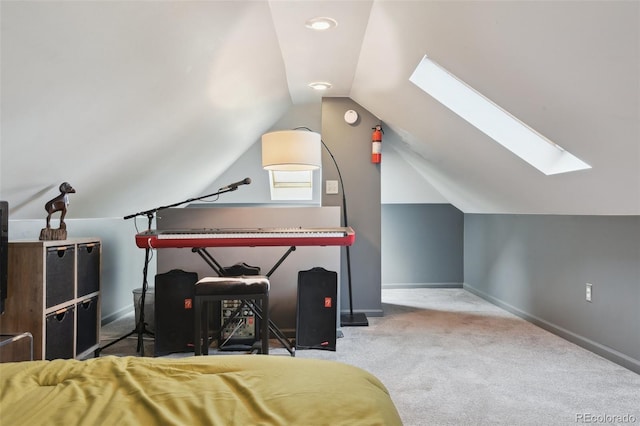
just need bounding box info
[195,276,269,296]
[194,276,269,355]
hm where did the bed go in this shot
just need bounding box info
[0,355,402,425]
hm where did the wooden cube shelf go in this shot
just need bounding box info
[0,238,101,362]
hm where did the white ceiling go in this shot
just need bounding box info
[1,1,638,218]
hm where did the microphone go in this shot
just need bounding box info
[219,177,252,191]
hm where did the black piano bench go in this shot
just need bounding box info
[194,276,270,356]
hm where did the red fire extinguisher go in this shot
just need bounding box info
[371,125,383,164]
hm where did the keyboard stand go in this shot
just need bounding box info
[191,246,296,356]
[192,246,297,279]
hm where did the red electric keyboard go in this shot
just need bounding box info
[135,226,356,249]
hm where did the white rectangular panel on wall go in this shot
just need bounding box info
[156,206,341,334]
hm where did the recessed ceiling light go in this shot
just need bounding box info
[305,17,338,31]
[308,82,332,91]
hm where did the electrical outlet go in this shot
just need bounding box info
[586,283,593,302]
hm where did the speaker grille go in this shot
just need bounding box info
[154,269,198,356]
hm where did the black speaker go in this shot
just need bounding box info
[154,269,198,356]
[296,267,337,351]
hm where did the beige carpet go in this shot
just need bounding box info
[100,288,640,426]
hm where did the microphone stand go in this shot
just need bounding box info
[97,186,240,356]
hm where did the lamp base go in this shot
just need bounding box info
[340,312,369,327]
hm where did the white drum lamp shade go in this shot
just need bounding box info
[262,130,321,171]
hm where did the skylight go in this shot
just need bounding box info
[409,55,591,175]
[268,170,313,201]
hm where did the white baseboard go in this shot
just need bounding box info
[382,282,463,289]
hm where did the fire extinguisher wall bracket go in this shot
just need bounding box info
[371,125,383,164]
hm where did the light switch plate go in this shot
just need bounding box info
[326,180,339,194]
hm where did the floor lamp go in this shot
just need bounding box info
[262,129,368,327]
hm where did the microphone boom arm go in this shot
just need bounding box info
[123,187,239,221]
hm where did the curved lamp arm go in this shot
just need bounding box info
[293,126,367,326]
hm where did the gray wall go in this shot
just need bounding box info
[464,214,640,373]
[200,102,323,206]
[382,204,463,288]
[321,98,382,317]
[156,206,341,334]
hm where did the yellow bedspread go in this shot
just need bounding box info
[0,355,402,425]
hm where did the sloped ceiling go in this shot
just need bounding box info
[1,1,638,218]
